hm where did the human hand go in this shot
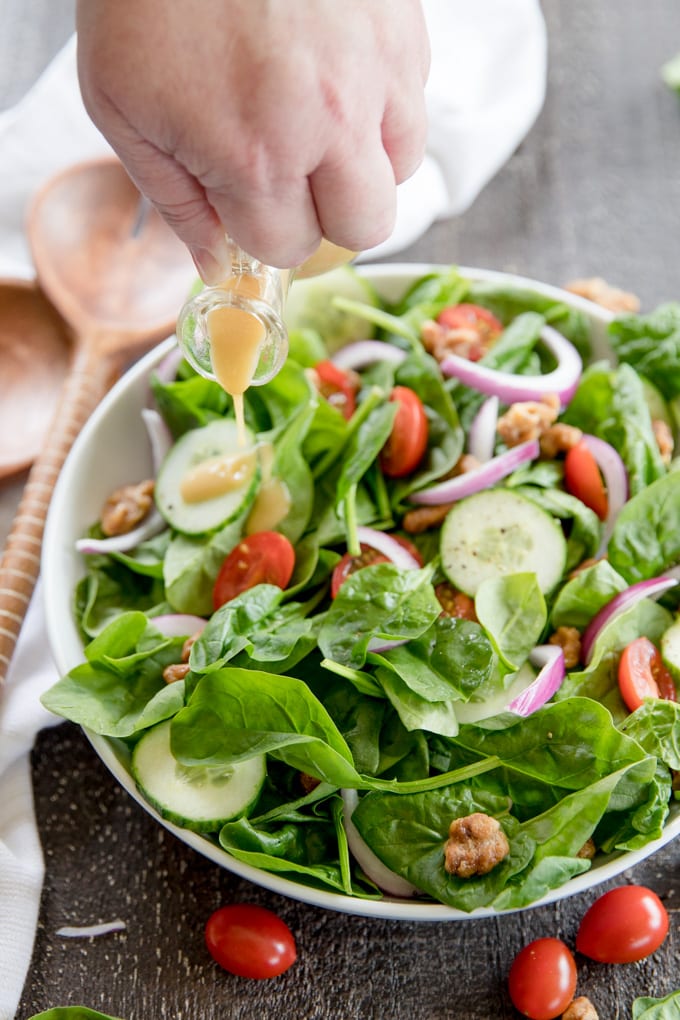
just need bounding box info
[76,0,430,281]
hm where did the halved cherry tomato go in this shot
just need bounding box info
[380,386,428,478]
[434,582,478,621]
[508,938,577,1020]
[313,359,358,420]
[436,303,503,358]
[617,635,677,712]
[205,904,297,979]
[564,441,608,520]
[213,531,295,609]
[330,536,423,599]
[576,885,669,963]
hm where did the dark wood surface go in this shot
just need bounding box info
[3,2,680,1017]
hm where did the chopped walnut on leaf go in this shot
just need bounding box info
[444,812,510,878]
[101,479,155,536]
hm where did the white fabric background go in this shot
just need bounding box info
[0,3,546,1016]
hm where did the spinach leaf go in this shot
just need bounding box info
[632,989,680,1018]
[515,485,601,572]
[150,372,228,437]
[374,666,462,737]
[163,508,248,616]
[620,700,680,771]
[551,559,628,629]
[474,573,546,671]
[608,302,680,400]
[607,471,680,582]
[27,1010,125,1020]
[317,562,441,667]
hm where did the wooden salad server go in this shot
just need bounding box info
[0,157,195,682]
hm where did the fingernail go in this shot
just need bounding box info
[190,237,231,286]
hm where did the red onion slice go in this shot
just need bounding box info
[580,434,629,554]
[408,439,539,506]
[340,789,419,898]
[75,509,165,556]
[141,408,173,473]
[150,613,207,638]
[467,396,499,463]
[507,645,565,716]
[331,341,407,372]
[153,344,184,385]
[356,526,422,569]
[581,576,678,665]
[440,325,582,408]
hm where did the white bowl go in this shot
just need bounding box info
[42,264,680,921]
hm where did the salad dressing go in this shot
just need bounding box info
[180,449,256,503]
[246,443,291,533]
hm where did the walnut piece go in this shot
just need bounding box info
[540,423,583,459]
[565,276,640,314]
[577,837,597,860]
[402,503,454,534]
[562,996,599,1020]
[497,394,560,448]
[548,626,582,670]
[653,418,674,465]
[101,479,155,537]
[162,662,191,685]
[420,315,499,363]
[444,812,509,878]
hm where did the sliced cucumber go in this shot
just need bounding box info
[131,720,266,832]
[440,488,567,595]
[284,265,378,353]
[155,419,258,535]
[661,619,680,686]
[641,377,672,428]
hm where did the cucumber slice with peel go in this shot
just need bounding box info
[284,265,378,353]
[661,619,680,687]
[440,488,567,595]
[155,418,258,535]
[131,720,266,832]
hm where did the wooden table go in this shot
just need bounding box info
[3,2,679,1017]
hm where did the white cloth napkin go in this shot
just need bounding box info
[0,3,546,1016]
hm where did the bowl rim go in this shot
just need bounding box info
[42,263,679,922]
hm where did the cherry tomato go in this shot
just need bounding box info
[205,903,297,979]
[313,359,358,420]
[213,531,295,609]
[618,636,677,712]
[508,938,577,1020]
[330,536,423,599]
[576,885,669,963]
[380,386,429,478]
[436,303,503,359]
[564,441,608,520]
[435,582,478,621]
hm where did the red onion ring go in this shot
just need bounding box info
[507,645,565,716]
[467,396,499,463]
[440,325,582,408]
[355,527,421,569]
[580,434,629,554]
[340,789,419,898]
[150,613,207,638]
[581,575,678,665]
[408,439,539,506]
[331,341,407,372]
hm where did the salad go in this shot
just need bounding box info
[42,265,680,913]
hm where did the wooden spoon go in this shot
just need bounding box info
[0,157,195,681]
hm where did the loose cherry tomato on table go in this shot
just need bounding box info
[330,536,423,599]
[436,303,503,359]
[576,884,669,963]
[213,531,296,610]
[313,359,358,420]
[508,937,577,1020]
[564,441,608,520]
[205,903,297,979]
[380,386,429,478]
[618,636,677,712]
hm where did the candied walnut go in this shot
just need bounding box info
[420,318,496,363]
[101,479,155,537]
[565,276,640,314]
[548,626,582,670]
[497,394,560,448]
[577,837,597,860]
[402,503,454,534]
[562,996,599,1020]
[540,423,583,459]
[435,582,478,622]
[299,772,321,794]
[181,631,204,662]
[444,812,509,878]
[653,418,674,465]
[162,662,191,684]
